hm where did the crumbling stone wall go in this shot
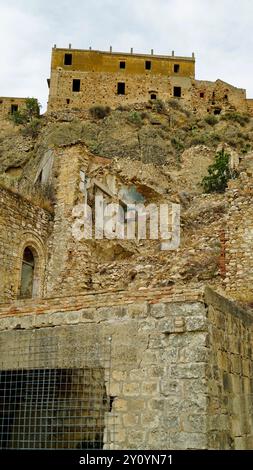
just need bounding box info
[0,187,53,303]
[44,146,93,296]
[190,80,247,115]
[223,176,253,302]
[0,97,27,120]
[0,287,252,449]
[47,47,249,115]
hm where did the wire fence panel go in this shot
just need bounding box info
[0,329,114,449]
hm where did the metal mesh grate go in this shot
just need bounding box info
[0,329,114,449]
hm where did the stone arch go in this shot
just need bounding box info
[17,234,46,299]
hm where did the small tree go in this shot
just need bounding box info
[201,149,238,193]
[10,97,41,125]
[25,98,41,119]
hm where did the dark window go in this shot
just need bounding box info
[174,64,180,73]
[64,53,72,65]
[20,247,35,298]
[224,94,228,100]
[66,99,70,104]
[214,108,221,115]
[11,104,18,114]
[117,82,125,95]
[72,79,81,92]
[119,61,126,69]
[150,93,157,100]
[145,61,151,70]
[173,86,181,98]
[200,92,204,98]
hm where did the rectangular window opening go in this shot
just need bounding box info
[11,104,18,114]
[119,61,126,69]
[145,60,151,70]
[72,79,81,92]
[150,93,157,100]
[200,92,204,98]
[174,64,180,73]
[173,87,181,98]
[117,82,125,95]
[64,53,72,65]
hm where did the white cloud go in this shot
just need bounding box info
[1,0,253,111]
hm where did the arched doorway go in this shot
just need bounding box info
[20,247,35,298]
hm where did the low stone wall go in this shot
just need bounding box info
[0,286,252,449]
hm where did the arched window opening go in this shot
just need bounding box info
[20,248,35,298]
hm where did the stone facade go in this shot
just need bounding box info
[0,186,53,303]
[47,47,250,115]
[0,97,27,120]
[0,286,252,449]
[48,47,195,111]
[223,175,253,302]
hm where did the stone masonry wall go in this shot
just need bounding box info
[0,286,252,449]
[205,287,253,449]
[48,69,193,111]
[0,187,53,303]
[44,146,92,296]
[0,97,27,120]
[223,176,253,302]
[47,48,248,115]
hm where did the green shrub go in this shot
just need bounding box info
[208,133,221,144]
[11,111,26,125]
[241,143,251,154]
[25,97,40,118]
[127,111,143,126]
[89,105,111,119]
[221,112,250,126]
[10,98,41,125]
[10,98,41,138]
[168,99,181,110]
[21,118,41,137]
[190,134,208,145]
[171,137,185,151]
[201,149,238,193]
[152,99,166,114]
[167,99,190,116]
[204,115,218,126]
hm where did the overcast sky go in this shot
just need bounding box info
[1,0,253,112]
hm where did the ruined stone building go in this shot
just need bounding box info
[0,46,253,450]
[47,46,252,116]
[0,97,27,119]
